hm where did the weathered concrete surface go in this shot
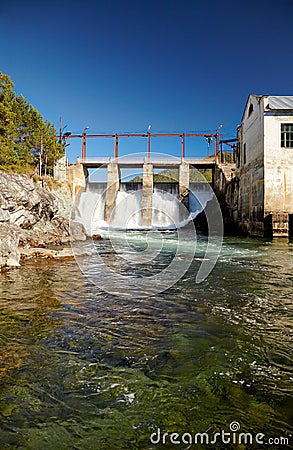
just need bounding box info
[213,163,239,233]
[264,115,293,216]
[270,213,290,238]
[178,161,189,196]
[141,163,153,227]
[66,162,87,202]
[54,156,67,182]
[178,162,190,219]
[104,163,120,223]
[236,95,269,236]
[237,158,264,236]
[263,117,293,237]
[236,95,293,238]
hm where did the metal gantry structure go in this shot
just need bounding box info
[58,118,238,162]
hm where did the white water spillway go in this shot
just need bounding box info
[74,181,214,236]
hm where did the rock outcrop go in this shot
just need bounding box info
[0,171,88,269]
[0,223,20,268]
[20,246,92,261]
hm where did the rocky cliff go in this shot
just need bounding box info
[0,171,86,269]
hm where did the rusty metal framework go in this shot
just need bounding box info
[58,118,227,162]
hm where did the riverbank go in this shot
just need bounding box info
[0,171,91,270]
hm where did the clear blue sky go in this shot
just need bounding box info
[1,0,292,161]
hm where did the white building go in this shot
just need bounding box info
[237,95,293,238]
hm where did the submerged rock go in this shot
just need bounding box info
[70,221,88,242]
[20,246,92,261]
[92,233,103,241]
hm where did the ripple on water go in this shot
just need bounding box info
[0,237,292,448]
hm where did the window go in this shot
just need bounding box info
[236,142,240,168]
[281,123,293,148]
[248,104,254,117]
[243,143,246,165]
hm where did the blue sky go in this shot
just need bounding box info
[1,0,292,162]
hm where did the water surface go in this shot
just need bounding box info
[0,235,292,449]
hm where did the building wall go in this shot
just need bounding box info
[237,95,265,236]
[237,95,293,237]
[264,113,293,215]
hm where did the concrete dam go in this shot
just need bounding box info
[58,130,234,236]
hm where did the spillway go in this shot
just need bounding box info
[74,181,213,235]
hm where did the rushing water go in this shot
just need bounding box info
[75,182,214,234]
[0,234,292,449]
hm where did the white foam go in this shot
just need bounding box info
[74,183,213,235]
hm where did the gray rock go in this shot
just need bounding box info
[0,171,90,268]
[0,223,20,268]
[0,209,10,222]
[70,221,87,242]
[0,171,58,229]
[20,246,92,260]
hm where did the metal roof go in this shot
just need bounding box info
[267,96,293,110]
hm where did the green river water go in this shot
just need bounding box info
[0,234,292,449]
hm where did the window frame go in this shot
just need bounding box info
[281,123,293,148]
[248,104,254,117]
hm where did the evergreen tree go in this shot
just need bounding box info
[0,72,18,167]
[0,70,64,174]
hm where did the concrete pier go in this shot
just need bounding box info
[178,161,190,214]
[269,213,290,239]
[179,161,190,196]
[141,163,153,227]
[66,162,87,202]
[104,163,120,223]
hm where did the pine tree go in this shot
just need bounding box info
[0,71,64,174]
[0,72,18,167]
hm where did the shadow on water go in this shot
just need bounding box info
[0,237,292,449]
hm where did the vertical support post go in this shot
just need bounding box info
[114,133,119,160]
[82,132,86,161]
[104,162,120,223]
[181,133,185,159]
[179,161,190,197]
[147,131,151,160]
[215,132,219,161]
[179,161,190,220]
[142,163,153,227]
[66,163,87,203]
